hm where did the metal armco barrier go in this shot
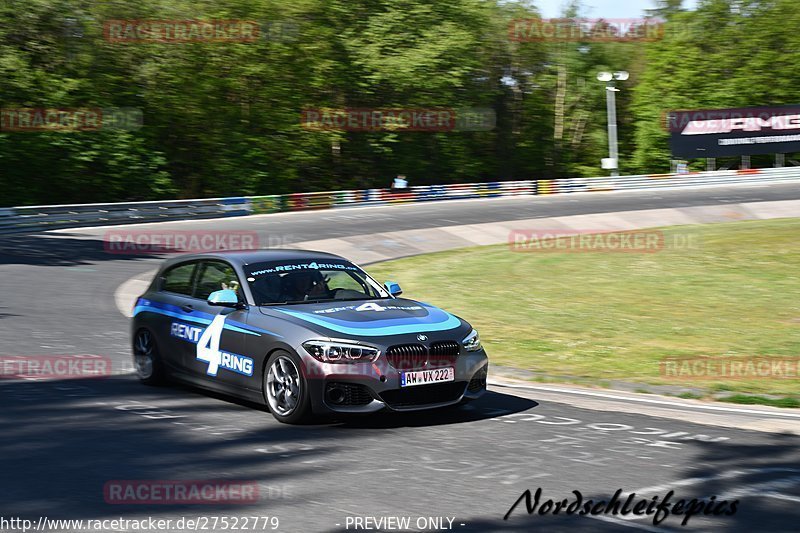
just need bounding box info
[2,168,799,234]
[1,197,250,234]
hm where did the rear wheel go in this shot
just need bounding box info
[264,351,310,424]
[133,329,165,385]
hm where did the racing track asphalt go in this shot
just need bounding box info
[1,182,800,532]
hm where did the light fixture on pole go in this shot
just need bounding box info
[597,70,628,176]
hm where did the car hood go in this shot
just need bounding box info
[258,298,465,338]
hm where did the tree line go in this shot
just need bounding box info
[1,0,798,206]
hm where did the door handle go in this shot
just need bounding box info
[180,305,194,313]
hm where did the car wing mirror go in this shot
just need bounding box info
[384,281,402,297]
[208,289,243,308]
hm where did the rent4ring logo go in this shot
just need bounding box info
[171,317,254,377]
[171,323,204,343]
[313,303,423,314]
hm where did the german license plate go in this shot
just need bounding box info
[400,367,455,387]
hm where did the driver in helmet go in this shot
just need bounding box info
[282,270,329,301]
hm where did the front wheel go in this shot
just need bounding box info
[132,329,165,385]
[264,351,311,424]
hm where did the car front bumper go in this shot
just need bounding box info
[301,349,489,414]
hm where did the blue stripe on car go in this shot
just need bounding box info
[134,298,281,337]
[273,305,462,336]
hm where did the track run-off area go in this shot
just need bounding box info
[2,182,800,532]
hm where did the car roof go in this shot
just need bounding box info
[161,249,348,268]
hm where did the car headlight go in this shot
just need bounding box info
[302,340,380,363]
[462,329,482,352]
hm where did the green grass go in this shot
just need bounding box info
[676,392,705,400]
[720,395,800,409]
[368,219,800,399]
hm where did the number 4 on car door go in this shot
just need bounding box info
[197,314,226,376]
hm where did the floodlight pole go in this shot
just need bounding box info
[605,83,619,177]
[598,71,626,177]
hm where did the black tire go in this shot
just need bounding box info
[263,350,311,424]
[132,328,165,385]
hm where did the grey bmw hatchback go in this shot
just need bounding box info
[132,250,488,423]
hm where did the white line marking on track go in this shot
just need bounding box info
[762,492,800,503]
[627,469,752,495]
[489,380,800,419]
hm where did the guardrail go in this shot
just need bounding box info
[1,197,250,234]
[2,168,799,234]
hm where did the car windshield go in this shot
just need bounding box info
[244,259,389,306]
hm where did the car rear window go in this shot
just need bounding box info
[195,261,241,300]
[161,262,196,295]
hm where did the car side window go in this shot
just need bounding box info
[161,262,197,296]
[195,261,241,300]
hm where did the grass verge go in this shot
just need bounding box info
[367,219,800,403]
